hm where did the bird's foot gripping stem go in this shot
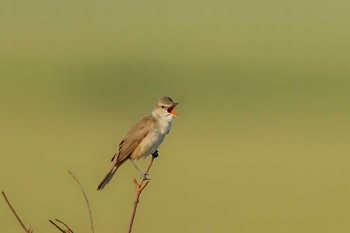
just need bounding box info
[139,171,151,180]
[131,159,151,180]
[152,150,159,158]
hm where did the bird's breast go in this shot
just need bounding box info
[130,116,173,160]
[131,130,166,160]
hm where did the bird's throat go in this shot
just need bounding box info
[157,115,173,135]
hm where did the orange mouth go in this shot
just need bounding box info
[167,103,179,118]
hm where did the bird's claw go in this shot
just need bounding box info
[152,150,159,158]
[139,172,151,180]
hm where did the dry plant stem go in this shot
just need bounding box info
[49,220,66,233]
[49,218,73,233]
[55,218,74,233]
[126,156,155,233]
[68,170,94,233]
[1,191,33,233]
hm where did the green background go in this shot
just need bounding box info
[1,0,350,232]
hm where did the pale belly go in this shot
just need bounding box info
[130,131,166,160]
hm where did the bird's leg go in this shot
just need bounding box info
[130,159,149,180]
[152,150,159,158]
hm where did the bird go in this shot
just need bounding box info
[97,96,179,190]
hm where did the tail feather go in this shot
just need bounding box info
[97,164,119,190]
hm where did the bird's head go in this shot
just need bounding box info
[152,96,179,120]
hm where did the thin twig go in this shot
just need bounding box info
[126,156,155,233]
[68,170,94,233]
[55,218,74,233]
[49,220,66,233]
[2,191,33,233]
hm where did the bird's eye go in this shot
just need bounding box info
[161,105,165,109]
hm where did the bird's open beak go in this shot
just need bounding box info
[168,103,179,118]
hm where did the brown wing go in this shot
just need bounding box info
[114,115,157,164]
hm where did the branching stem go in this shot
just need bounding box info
[126,156,155,233]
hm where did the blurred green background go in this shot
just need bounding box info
[1,0,350,232]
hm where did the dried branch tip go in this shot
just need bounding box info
[49,219,73,233]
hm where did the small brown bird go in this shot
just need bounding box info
[97,96,179,190]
